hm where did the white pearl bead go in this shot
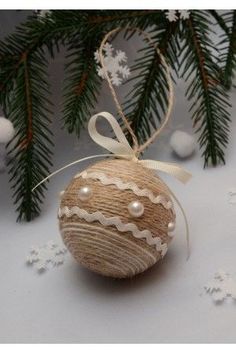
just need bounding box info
[78,186,92,201]
[128,200,144,217]
[168,221,175,232]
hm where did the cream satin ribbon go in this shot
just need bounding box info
[88,112,192,184]
[33,111,192,259]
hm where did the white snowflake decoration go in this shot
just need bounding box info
[228,188,236,204]
[179,10,190,20]
[204,270,236,303]
[35,10,52,20]
[165,10,190,22]
[26,241,67,272]
[165,10,178,22]
[94,43,130,87]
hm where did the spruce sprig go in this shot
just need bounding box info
[63,35,102,136]
[122,19,179,144]
[181,11,231,166]
[6,50,53,221]
[219,10,236,89]
[0,10,234,221]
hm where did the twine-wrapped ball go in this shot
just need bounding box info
[58,159,176,278]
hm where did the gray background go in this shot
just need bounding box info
[1,11,236,343]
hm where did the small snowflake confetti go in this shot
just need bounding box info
[165,10,178,22]
[35,10,52,20]
[94,43,130,86]
[204,270,236,303]
[165,10,190,22]
[179,10,190,20]
[228,189,236,204]
[26,241,67,272]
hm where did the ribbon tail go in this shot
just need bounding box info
[172,193,190,260]
[140,160,192,184]
[159,178,190,260]
[32,154,114,192]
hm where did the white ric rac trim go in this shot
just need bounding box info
[75,171,173,211]
[58,206,168,257]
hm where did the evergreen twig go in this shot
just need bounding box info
[63,35,103,136]
[181,11,231,166]
[0,10,233,220]
[6,50,53,221]
[219,10,236,89]
[122,18,180,144]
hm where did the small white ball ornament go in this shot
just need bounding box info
[0,117,15,144]
[170,130,195,158]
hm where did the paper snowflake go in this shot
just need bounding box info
[228,189,236,204]
[204,270,236,303]
[179,10,190,20]
[94,43,130,86]
[26,241,67,272]
[35,10,52,20]
[165,10,178,22]
[165,10,190,22]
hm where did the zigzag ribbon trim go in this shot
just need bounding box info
[58,206,168,256]
[75,170,174,213]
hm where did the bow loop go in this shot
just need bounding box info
[88,112,192,184]
[88,112,135,159]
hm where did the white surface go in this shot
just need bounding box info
[1,11,236,343]
[1,83,236,343]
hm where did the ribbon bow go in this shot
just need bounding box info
[88,112,192,184]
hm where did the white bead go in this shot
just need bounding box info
[128,200,144,217]
[168,221,175,232]
[78,186,92,201]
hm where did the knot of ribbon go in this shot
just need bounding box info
[88,111,192,184]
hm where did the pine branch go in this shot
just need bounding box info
[0,10,234,221]
[209,10,230,35]
[63,35,102,136]
[0,12,89,221]
[0,10,167,221]
[88,10,163,31]
[122,19,180,144]
[5,50,53,221]
[219,10,236,89]
[88,10,159,25]
[62,10,165,138]
[6,52,52,221]
[181,11,231,167]
[0,12,93,103]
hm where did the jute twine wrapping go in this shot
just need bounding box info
[59,159,174,278]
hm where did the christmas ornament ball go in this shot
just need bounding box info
[58,159,176,278]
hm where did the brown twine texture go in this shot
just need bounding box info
[59,159,174,278]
